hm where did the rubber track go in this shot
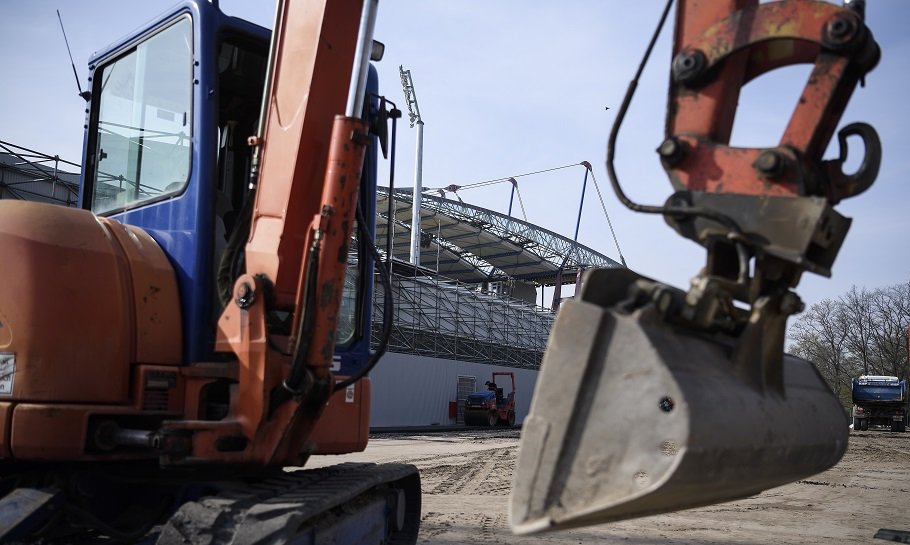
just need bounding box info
[155,462,420,545]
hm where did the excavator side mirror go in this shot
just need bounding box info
[369,96,391,159]
[370,40,385,62]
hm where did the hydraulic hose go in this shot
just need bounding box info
[282,229,321,396]
[334,203,394,392]
[217,186,256,308]
[604,0,743,235]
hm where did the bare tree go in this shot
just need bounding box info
[789,298,851,402]
[788,280,910,409]
[868,283,910,377]
[841,286,872,375]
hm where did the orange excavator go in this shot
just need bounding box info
[0,0,880,542]
[0,0,420,542]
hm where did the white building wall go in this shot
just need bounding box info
[368,351,539,427]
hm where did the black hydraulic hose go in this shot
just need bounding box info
[604,0,743,235]
[282,97,398,398]
[385,107,398,270]
[334,203,394,392]
[283,232,321,396]
[217,186,256,307]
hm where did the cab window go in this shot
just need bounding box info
[90,17,193,214]
[336,227,361,347]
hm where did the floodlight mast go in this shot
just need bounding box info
[399,65,424,266]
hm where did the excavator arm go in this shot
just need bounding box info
[512,0,880,533]
[155,0,378,467]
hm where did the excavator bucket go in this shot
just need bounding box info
[511,269,848,534]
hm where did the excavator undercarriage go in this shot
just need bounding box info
[1,462,420,543]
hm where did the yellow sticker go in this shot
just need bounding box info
[0,310,11,348]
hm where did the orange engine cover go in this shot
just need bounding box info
[0,201,182,405]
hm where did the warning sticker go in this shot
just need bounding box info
[345,384,356,403]
[0,353,14,396]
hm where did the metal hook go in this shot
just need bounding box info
[824,122,881,203]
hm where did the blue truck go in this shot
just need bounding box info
[852,375,908,432]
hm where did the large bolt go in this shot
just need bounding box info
[672,49,708,85]
[657,137,687,166]
[665,190,694,223]
[829,18,851,39]
[236,282,255,309]
[754,150,787,178]
[822,13,860,49]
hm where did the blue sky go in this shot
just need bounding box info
[2,1,909,315]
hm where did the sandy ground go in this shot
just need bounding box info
[311,428,910,545]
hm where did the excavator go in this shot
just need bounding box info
[0,0,880,542]
[0,1,420,542]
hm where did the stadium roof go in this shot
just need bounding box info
[375,187,621,286]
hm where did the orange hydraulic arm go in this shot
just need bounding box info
[661,0,880,289]
[159,0,379,466]
[667,0,879,201]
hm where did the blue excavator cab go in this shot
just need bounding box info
[77,1,378,374]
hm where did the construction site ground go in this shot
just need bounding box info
[310,428,910,544]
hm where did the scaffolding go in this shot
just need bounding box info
[372,268,555,370]
[0,141,80,206]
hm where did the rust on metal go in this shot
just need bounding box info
[245,0,365,308]
[666,0,879,202]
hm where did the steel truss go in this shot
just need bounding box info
[0,141,80,206]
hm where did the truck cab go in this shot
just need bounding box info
[852,375,908,432]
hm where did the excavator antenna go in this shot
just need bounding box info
[55,10,90,101]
